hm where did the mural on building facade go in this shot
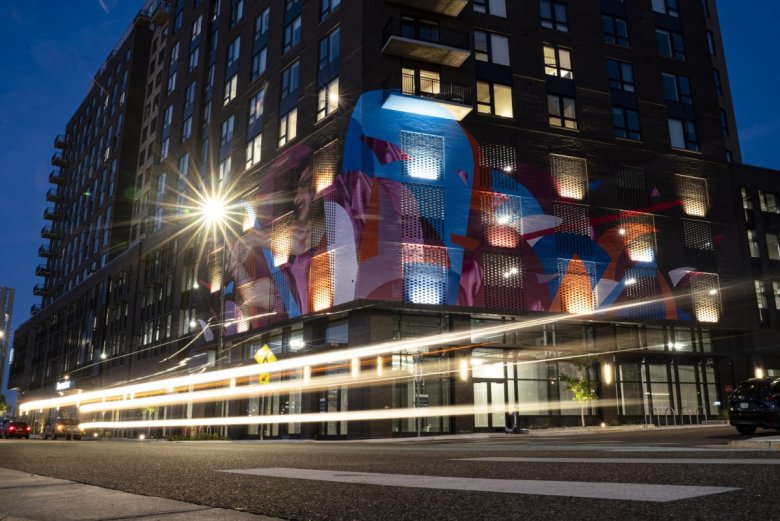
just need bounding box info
[214,90,720,336]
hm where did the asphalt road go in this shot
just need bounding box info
[0,426,778,520]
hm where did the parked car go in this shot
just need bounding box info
[42,417,83,440]
[0,419,31,439]
[728,377,780,435]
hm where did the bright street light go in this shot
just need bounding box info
[200,196,228,228]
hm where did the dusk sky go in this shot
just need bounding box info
[0,0,778,346]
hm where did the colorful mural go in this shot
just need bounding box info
[216,90,720,335]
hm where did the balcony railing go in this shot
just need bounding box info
[46,188,61,203]
[35,264,52,277]
[33,284,48,297]
[385,0,468,17]
[51,152,67,168]
[54,134,68,149]
[43,207,59,221]
[41,226,56,239]
[382,72,473,120]
[382,17,470,67]
[38,246,55,258]
[49,170,64,184]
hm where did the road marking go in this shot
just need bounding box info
[457,457,780,465]
[221,468,739,502]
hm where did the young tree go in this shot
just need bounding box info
[0,393,9,417]
[559,358,598,427]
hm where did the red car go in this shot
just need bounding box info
[0,420,32,439]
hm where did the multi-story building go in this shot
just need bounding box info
[10,0,777,438]
[0,287,15,395]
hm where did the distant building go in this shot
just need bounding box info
[10,0,779,438]
[0,286,15,396]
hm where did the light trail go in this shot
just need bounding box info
[19,295,676,414]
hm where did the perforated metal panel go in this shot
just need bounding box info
[616,166,648,209]
[310,251,335,312]
[401,184,445,242]
[310,196,327,251]
[689,272,721,323]
[554,203,592,257]
[271,214,294,267]
[676,175,709,217]
[682,220,714,250]
[480,192,523,248]
[483,253,523,310]
[208,248,223,294]
[313,140,340,193]
[401,131,443,181]
[624,266,665,319]
[620,212,656,263]
[273,168,297,217]
[557,258,596,313]
[478,144,517,190]
[550,154,587,200]
[324,192,337,247]
[402,244,447,305]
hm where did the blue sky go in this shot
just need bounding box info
[0,0,778,360]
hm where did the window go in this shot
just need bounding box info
[701,0,710,17]
[547,94,577,129]
[773,282,780,310]
[181,116,192,141]
[185,82,196,107]
[188,46,199,71]
[220,115,235,146]
[278,108,298,147]
[662,73,692,104]
[402,68,440,95]
[160,137,170,160]
[652,0,679,17]
[720,109,729,137]
[475,31,510,66]
[162,105,173,131]
[281,61,300,99]
[707,31,716,56]
[713,69,723,96]
[747,230,760,258]
[607,59,634,91]
[284,16,302,52]
[544,46,573,79]
[767,234,780,261]
[317,77,339,121]
[252,48,267,80]
[230,0,243,26]
[224,74,238,105]
[473,0,507,17]
[248,87,266,126]
[759,191,780,214]
[227,36,241,68]
[319,28,341,70]
[191,15,202,40]
[255,8,270,39]
[668,118,699,151]
[613,107,641,140]
[602,15,629,46]
[656,29,685,60]
[246,134,262,169]
[167,70,177,94]
[540,0,568,32]
[218,156,232,183]
[476,82,513,118]
[320,0,341,20]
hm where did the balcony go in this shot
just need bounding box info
[382,17,470,67]
[46,188,61,203]
[54,134,69,149]
[35,264,52,277]
[385,0,468,17]
[38,245,55,259]
[382,72,473,120]
[49,170,64,184]
[151,0,171,25]
[33,284,48,297]
[51,152,67,168]
[31,305,41,315]
[41,226,56,239]
[43,207,59,221]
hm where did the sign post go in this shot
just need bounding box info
[253,345,277,440]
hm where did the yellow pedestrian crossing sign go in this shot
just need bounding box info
[254,344,277,384]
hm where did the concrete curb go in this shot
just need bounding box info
[728,437,780,450]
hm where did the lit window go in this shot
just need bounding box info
[246,134,262,169]
[248,87,265,126]
[218,156,232,183]
[224,74,238,105]
[767,234,780,261]
[278,108,298,147]
[602,15,629,46]
[476,82,513,118]
[607,59,634,91]
[747,230,760,258]
[544,46,573,79]
[668,118,699,151]
[547,94,577,129]
[475,31,510,66]
[613,107,641,141]
[317,77,339,121]
[759,191,780,214]
[540,0,568,32]
[656,29,685,60]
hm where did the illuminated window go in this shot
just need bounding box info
[540,0,568,32]
[402,68,440,96]
[401,131,443,180]
[689,272,721,323]
[766,233,780,261]
[224,74,238,105]
[477,82,513,118]
[278,108,298,147]
[547,94,577,129]
[317,77,339,121]
[550,154,587,200]
[623,266,665,319]
[621,212,656,263]
[245,134,261,169]
[758,191,780,214]
[248,87,265,126]
[747,230,760,258]
[544,46,573,79]
[218,156,232,184]
[676,175,708,216]
[475,31,510,66]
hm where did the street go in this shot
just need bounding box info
[0,425,778,520]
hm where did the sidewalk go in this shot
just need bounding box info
[0,468,283,521]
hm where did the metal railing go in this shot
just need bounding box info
[383,17,470,50]
[383,72,473,106]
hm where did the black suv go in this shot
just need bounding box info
[728,377,780,435]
